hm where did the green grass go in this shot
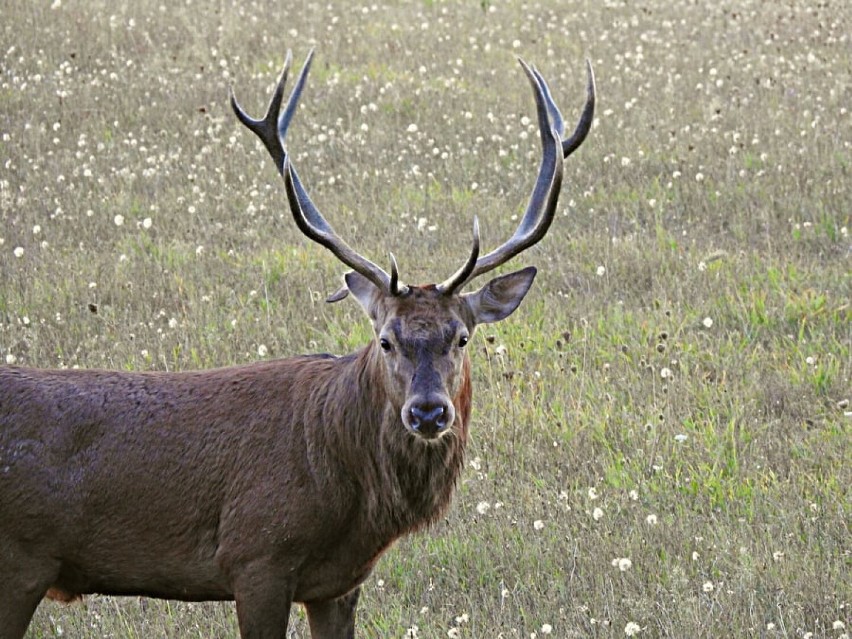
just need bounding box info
[2,0,849,636]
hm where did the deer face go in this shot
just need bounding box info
[231,49,594,435]
[345,268,536,439]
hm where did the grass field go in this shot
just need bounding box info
[2,0,849,636]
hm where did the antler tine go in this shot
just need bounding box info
[278,49,315,150]
[229,50,293,173]
[561,60,596,159]
[530,66,566,139]
[234,50,404,298]
[435,216,480,295]
[530,60,595,159]
[389,252,402,296]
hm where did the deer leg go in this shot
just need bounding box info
[305,587,361,639]
[0,589,42,639]
[232,568,295,639]
[0,551,57,639]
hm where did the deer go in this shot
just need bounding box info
[0,49,594,638]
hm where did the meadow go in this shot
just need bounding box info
[1,0,849,636]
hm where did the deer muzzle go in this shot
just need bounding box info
[403,398,455,439]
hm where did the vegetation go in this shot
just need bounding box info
[2,0,848,636]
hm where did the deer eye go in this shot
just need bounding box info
[458,335,469,348]
[379,337,392,352]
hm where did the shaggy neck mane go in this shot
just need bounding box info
[325,343,471,539]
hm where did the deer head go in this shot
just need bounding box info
[231,51,594,440]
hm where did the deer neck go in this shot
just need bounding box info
[333,344,471,537]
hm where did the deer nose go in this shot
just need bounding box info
[408,402,449,436]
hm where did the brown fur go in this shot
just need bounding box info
[1,43,594,636]
[0,47,596,638]
[0,286,482,638]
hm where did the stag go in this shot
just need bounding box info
[0,50,594,638]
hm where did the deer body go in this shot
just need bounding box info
[0,49,593,638]
[1,342,469,604]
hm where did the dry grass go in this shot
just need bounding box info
[2,0,849,637]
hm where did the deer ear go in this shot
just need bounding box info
[325,284,350,303]
[343,271,382,315]
[463,266,537,324]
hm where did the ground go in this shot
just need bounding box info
[1,0,848,636]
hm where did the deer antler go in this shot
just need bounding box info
[232,52,594,301]
[231,50,406,297]
[436,59,596,295]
